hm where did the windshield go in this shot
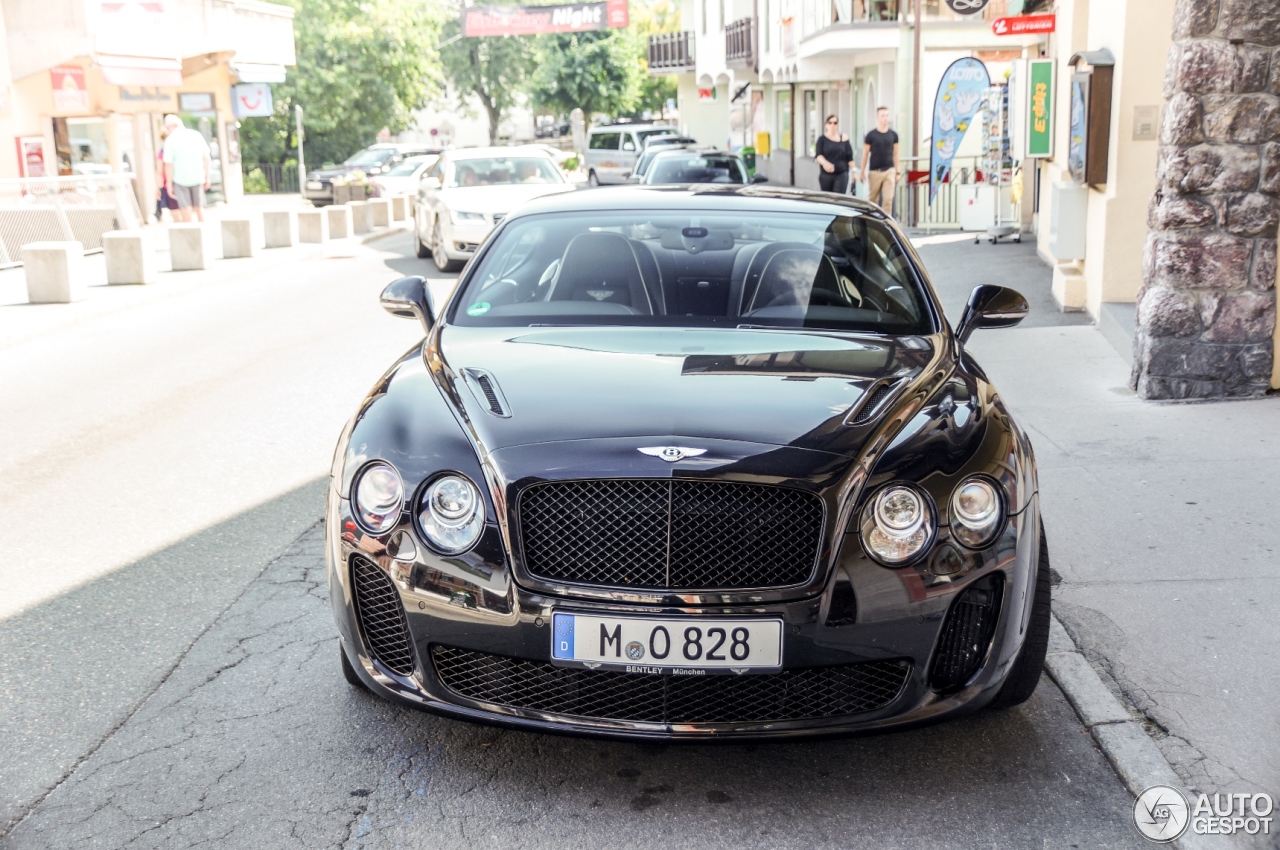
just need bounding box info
[452,211,934,335]
[343,148,396,167]
[646,154,748,185]
[447,157,564,187]
[385,157,435,177]
[637,128,677,143]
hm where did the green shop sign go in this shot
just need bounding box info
[1027,59,1053,158]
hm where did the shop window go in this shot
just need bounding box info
[804,90,818,156]
[777,90,792,151]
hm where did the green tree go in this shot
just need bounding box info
[628,0,679,118]
[530,29,644,120]
[239,0,442,169]
[437,17,537,145]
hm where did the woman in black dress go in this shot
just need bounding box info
[814,114,854,194]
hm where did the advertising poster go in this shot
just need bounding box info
[929,58,991,202]
[51,66,90,114]
[232,84,273,118]
[1026,59,1053,158]
[463,1,628,37]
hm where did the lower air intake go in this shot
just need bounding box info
[351,556,416,677]
[930,572,1004,691]
[431,645,909,725]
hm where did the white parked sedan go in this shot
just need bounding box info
[414,147,574,273]
[371,154,438,198]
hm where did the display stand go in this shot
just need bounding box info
[977,83,1021,244]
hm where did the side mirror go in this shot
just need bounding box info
[421,176,441,191]
[380,275,434,333]
[955,284,1029,344]
[752,173,769,183]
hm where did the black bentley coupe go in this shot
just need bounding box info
[327,185,1050,740]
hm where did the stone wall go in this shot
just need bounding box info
[1133,0,1280,399]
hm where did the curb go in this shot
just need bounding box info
[1046,614,1216,850]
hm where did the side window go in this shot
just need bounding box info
[622,133,638,152]
[589,132,621,150]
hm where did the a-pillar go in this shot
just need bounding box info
[1133,0,1280,398]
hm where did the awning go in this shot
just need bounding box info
[95,54,183,87]
[231,63,287,84]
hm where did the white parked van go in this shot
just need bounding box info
[582,122,678,186]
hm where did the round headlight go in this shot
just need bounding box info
[861,484,935,566]
[949,477,1003,548]
[353,462,404,534]
[418,475,485,554]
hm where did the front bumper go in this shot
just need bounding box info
[327,489,1042,741]
[436,217,496,261]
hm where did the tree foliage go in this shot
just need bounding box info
[437,18,537,145]
[530,29,644,120]
[239,0,442,168]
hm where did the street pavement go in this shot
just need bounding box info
[918,237,1280,839]
[0,226,1168,848]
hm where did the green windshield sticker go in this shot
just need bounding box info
[466,301,491,316]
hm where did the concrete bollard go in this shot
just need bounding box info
[326,205,353,240]
[348,200,371,235]
[102,231,156,284]
[263,210,297,248]
[23,241,86,303]
[389,195,409,222]
[298,210,329,243]
[367,198,391,228]
[169,222,218,271]
[220,217,259,259]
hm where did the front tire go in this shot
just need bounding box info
[988,521,1052,710]
[414,220,431,258]
[340,643,369,691]
[432,221,463,273]
[587,170,600,187]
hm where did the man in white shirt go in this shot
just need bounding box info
[162,114,212,223]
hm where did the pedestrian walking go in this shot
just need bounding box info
[161,114,212,223]
[814,115,854,195]
[154,127,179,222]
[860,107,900,216]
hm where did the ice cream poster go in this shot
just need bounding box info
[929,58,990,202]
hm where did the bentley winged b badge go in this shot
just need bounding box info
[638,446,708,463]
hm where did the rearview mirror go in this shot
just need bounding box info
[752,174,769,183]
[380,275,434,333]
[955,284,1029,344]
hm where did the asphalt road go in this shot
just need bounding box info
[1,230,1146,848]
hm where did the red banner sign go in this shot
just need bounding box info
[462,1,628,37]
[991,14,1056,36]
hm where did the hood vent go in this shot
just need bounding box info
[462,368,511,418]
[846,380,898,426]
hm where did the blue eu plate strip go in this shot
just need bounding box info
[552,613,574,659]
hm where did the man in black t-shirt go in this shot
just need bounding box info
[860,107,900,216]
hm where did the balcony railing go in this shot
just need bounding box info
[647,31,696,73]
[726,17,756,69]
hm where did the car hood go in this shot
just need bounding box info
[439,183,574,214]
[432,326,940,456]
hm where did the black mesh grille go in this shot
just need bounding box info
[518,479,824,590]
[351,556,416,677]
[431,645,909,725]
[849,382,895,425]
[930,573,1004,691]
[475,374,504,415]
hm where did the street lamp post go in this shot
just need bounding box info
[295,105,305,198]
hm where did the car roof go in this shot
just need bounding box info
[445,146,556,161]
[649,147,739,159]
[506,184,887,219]
[589,124,676,132]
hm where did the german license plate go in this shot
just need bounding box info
[306,180,323,190]
[551,612,783,674]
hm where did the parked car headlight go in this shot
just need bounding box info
[949,477,1003,548]
[352,462,404,534]
[450,210,485,224]
[418,475,485,554]
[861,484,935,566]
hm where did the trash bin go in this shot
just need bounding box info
[740,146,756,177]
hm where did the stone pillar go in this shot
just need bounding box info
[326,205,353,240]
[102,231,156,284]
[263,211,297,248]
[1133,0,1280,398]
[367,198,391,228]
[348,200,371,235]
[23,242,86,303]
[169,223,218,271]
[221,217,259,259]
[297,210,329,243]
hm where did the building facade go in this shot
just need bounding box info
[0,0,295,210]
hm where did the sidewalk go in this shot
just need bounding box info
[0,201,407,351]
[916,234,1280,809]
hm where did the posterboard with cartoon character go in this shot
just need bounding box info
[929,58,991,202]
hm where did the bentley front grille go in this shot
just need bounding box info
[431,645,909,726]
[351,556,416,677]
[517,479,824,591]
